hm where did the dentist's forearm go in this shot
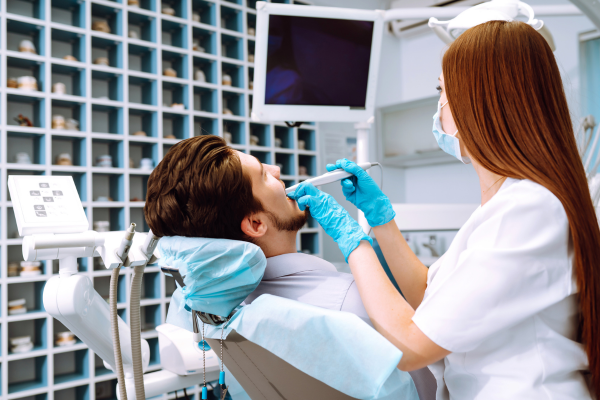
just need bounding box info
[347,242,450,371]
[372,220,428,309]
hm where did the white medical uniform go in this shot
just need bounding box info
[412,178,592,400]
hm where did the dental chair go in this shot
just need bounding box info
[206,332,355,400]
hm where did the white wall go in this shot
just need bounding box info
[378,1,596,205]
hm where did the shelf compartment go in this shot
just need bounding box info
[192,0,216,25]
[141,272,160,299]
[7,131,46,165]
[193,56,217,84]
[247,0,259,9]
[247,39,255,63]
[92,138,123,168]
[300,232,319,255]
[52,63,85,97]
[298,128,316,151]
[51,136,85,166]
[163,143,174,156]
[192,27,216,55]
[51,171,86,201]
[162,81,189,109]
[194,116,218,136]
[93,275,125,302]
[275,152,295,175]
[129,174,150,203]
[128,44,157,73]
[221,5,243,33]
[53,319,81,347]
[221,34,243,60]
[94,354,113,377]
[247,12,256,36]
[92,207,125,233]
[162,50,188,79]
[250,123,270,147]
[130,207,149,231]
[223,120,245,145]
[54,349,89,384]
[274,126,294,149]
[92,70,123,101]
[162,113,189,140]
[51,99,85,131]
[8,325,40,361]
[96,378,118,399]
[51,28,85,62]
[222,91,244,116]
[249,66,254,89]
[8,355,48,394]
[7,56,45,93]
[141,304,161,332]
[161,19,187,49]
[8,0,45,20]
[7,19,46,55]
[193,86,217,113]
[298,154,316,177]
[7,93,46,128]
[92,173,124,203]
[129,142,157,170]
[161,0,187,19]
[91,3,122,36]
[91,104,123,134]
[148,337,160,366]
[8,208,21,239]
[8,282,46,314]
[165,274,177,296]
[250,150,271,164]
[128,11,156,42]
[91,36,123,69]
[128,76,157,105]
[54,384,90,400]
[51,0,85,28]
[129,108,158,137]
[222,62,244,88]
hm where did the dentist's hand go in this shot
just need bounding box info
[288,182,372,262]
[326,159,395,227]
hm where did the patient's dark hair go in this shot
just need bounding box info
[144,135,264,240]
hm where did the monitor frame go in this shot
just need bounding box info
[251,2,385,123]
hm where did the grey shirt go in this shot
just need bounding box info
[244,253,373,327]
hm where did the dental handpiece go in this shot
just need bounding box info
[115,223,136,262]
[285,162,377,194]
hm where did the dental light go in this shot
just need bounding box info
[428,0,556,51]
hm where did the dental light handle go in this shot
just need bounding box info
[285,162,376,194]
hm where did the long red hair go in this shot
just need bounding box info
[444,20,600,395]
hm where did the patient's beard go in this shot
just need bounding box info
[266,209,309,232]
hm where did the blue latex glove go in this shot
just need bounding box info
[288,182,372,262]
[326,158,396,227]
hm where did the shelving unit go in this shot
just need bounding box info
[0,0,319,399]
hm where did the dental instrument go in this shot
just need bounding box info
[285,162,379,195]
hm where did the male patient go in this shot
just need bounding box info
[144,135,434,400]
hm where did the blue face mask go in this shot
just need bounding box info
[432,101,471,164]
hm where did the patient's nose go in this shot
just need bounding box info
[264,163,281,179]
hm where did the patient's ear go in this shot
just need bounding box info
[241,213,268,238]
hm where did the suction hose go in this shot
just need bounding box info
[110,266,127,400]
[130,263,146,399]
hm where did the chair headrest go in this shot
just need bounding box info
[158,236,267,317]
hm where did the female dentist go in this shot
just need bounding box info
[289,21,600,399]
